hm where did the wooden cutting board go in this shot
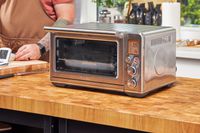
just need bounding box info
[0,60,49,77]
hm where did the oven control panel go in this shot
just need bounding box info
[126,40,141,90]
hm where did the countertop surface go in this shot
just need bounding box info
[0,73,200,133]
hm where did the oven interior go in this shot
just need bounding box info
[55,38,118,77]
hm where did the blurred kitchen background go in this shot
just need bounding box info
[76,0,200,79]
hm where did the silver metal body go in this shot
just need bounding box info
[45,23,176,97]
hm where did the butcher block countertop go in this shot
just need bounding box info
[0,60,49,76]
[0,73,200,133]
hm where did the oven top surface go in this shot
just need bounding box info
[45,22,171,34]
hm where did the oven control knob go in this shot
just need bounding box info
[127,66,137,77]
[133,57,140,65]
[126,55,134,64]
[127,79,137,88]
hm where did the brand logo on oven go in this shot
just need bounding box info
[151,36,171,46]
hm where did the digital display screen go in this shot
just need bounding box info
[0,50,8,59]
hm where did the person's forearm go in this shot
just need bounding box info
[38,18,70,52]
[38,32,50,52]
[38,1,75,52]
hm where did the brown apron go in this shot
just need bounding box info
[0,0,54,61]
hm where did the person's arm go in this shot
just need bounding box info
[15,1,75,61]
[54,2,75,24]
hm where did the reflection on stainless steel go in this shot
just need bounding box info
[60,59,115,72]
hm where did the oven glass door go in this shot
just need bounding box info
[55,37,118,78]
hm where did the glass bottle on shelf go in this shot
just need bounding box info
[136,3,146,25]
[145,2,154,25]
[128,3,139,24]
[99,9,111,23]
[152,4,162,26]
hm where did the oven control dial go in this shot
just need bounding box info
[126,55,134,64]
[127,79,137,88]
[127,65,137,77]
[133,57,140,65]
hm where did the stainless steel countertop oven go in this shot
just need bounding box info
[45,23,176,97]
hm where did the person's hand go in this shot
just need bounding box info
[15,44,41,61]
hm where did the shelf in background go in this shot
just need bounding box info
[176,46,200,79]
[176,46,200,60]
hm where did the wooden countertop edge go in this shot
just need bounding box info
[0,61,49,76]
[0,95,199,133]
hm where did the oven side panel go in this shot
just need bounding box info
[142,28,176,93]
